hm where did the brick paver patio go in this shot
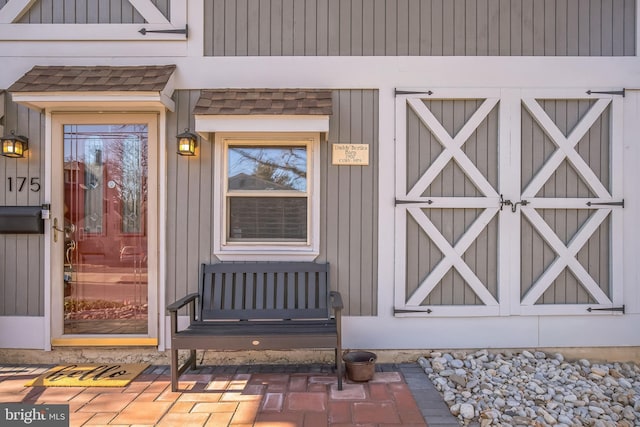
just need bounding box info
[0,363,450,426]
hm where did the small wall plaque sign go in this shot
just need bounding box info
[332,144,369,166]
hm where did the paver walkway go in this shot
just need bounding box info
[0,363,460,426]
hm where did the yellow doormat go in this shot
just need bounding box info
[26,363,149,387]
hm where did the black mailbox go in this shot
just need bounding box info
[0,206,45,234]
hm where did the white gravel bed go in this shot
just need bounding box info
[418,350,640,427]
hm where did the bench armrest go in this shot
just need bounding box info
[167,293,199,312]
[330,291,343,310]
[168,293,199,335]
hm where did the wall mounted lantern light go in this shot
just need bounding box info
[1,131,29,158]
[177,130,198,156]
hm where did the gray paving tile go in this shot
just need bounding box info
[397,363,461,426]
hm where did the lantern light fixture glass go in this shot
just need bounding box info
[1,131,29,158]
[177,130,198,156]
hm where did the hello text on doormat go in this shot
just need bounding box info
[25,363,149,387]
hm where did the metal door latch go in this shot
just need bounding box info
[499,195,528,212]
[510,200,529,212]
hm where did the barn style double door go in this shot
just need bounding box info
[394,89,624,317]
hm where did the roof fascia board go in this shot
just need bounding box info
[11,92,175,112]
[160,71,176,105]
[195,115,330,140]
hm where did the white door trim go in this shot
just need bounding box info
[48,112,163,345]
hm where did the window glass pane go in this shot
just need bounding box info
[228,146,307,191]
[82,137,104,234]
[120,135,146,234]
[228,197,307,241]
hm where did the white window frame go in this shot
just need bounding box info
[213,132,321,261]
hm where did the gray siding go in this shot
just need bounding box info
[0,99,45,317]
[321,90,378,316]
[205,0,635,56]
[404,99,499,306]
[520,99,611,304]
[0,89,379,318]
[14,0,169,24]
[165,89,379,316]
[165,90,215,309]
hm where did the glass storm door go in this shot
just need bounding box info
[60,123,149,335]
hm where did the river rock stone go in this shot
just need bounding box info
[459,403,475,419]
[420,350,640,427]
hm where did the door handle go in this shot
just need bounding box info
[53,218,62,242]
[53,218,75,243]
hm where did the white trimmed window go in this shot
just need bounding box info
[213,132,320,260]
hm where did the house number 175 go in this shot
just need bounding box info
[7,177,41,192]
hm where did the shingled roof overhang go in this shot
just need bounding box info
[8,65,177,112]
[194,89,332,137]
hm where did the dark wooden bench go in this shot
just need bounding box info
[167,262,343,391]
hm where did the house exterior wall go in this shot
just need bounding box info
[0,100,45,317]
[0,87,379,320]
[0,0,639,352]
[165,89,379,316]
[205,0,636,56]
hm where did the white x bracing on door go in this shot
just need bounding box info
[394,89,624,317]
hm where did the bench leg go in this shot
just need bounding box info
[171,349,198,392]
[190,349,197,370]
[335,347,343,391]
[171,348,179,392]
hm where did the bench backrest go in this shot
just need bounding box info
[199,262,331,320]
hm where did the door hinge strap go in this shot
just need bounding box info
[394,308,433,314]
[395,199,433,205]
[395,89,433,96]
[586,89,625,97]
[139,25,188,37]
[587,305,625,314]
[587,200,624,208]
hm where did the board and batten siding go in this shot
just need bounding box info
[320,90,378,316]
[0,99,45,317]
[165,89,379,316]
[165,90,216,311]
[10,0,169,24]
[204,0,635,56]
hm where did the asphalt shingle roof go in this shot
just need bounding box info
[194,89,333,115]
[8,65,176,92]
